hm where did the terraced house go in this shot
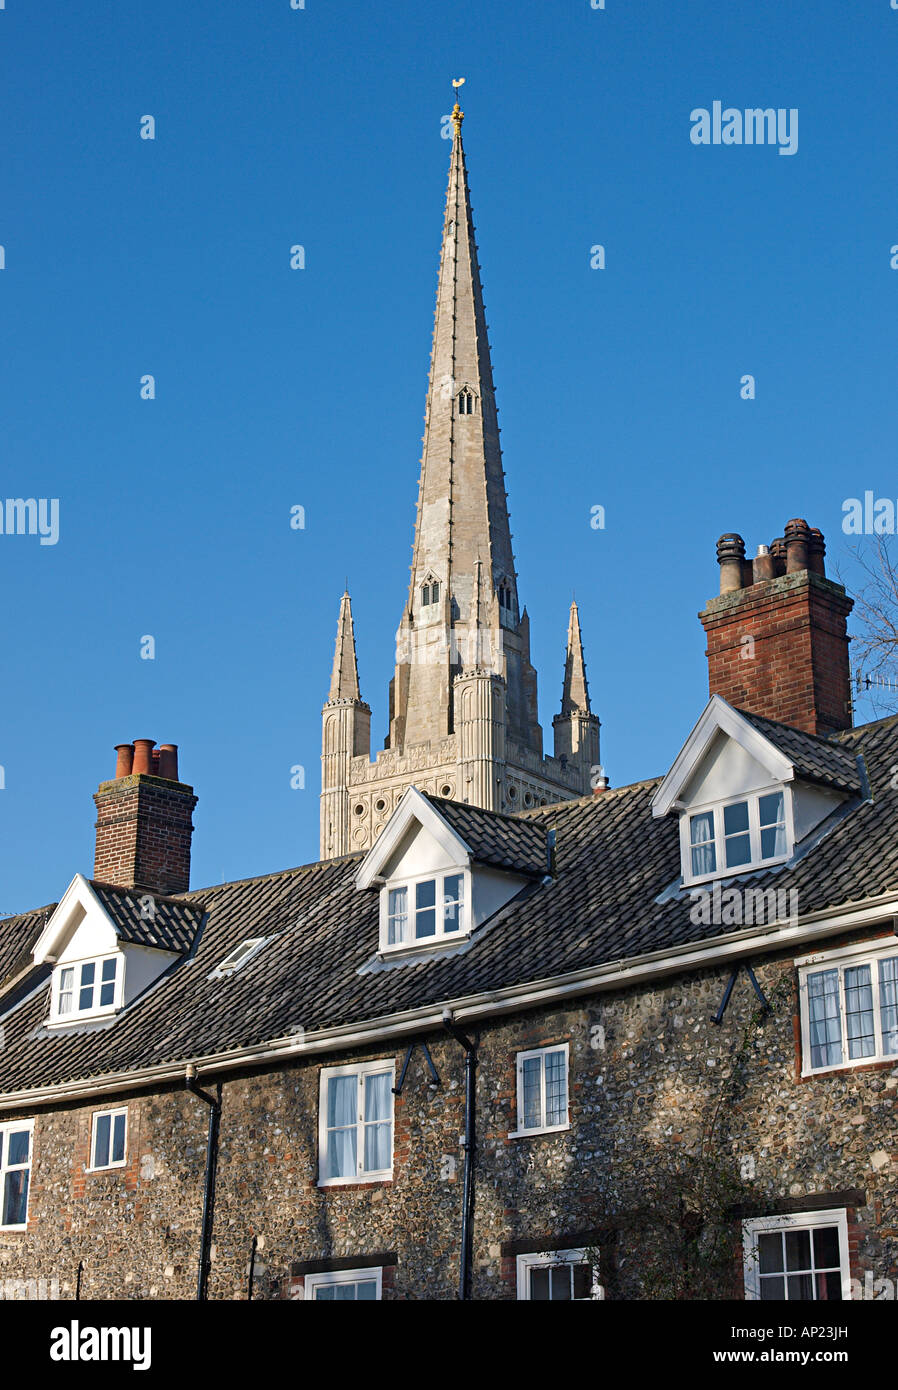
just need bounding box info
[1,104,896,1302]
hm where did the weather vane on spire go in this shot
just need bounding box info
[451,77,465,132]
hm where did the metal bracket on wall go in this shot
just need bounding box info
[393,1040,441,1095]
[710,963,771,1026]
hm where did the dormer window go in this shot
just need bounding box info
[384,871,467,950]
[683,788,790,884]
[457,389,475,415]
[52,954,121,1023]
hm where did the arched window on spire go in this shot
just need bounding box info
[457,388,476,416]
[497,579,515,619]
[421,576,441,609]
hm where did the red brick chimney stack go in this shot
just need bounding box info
[93,740,198,896]
[699,519,853,737]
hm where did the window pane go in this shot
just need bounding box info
[819,1271,842,1301]
[326,1126,357,1181]
[364,1123,391,1173]
[364,1072,391,1123]
[415,879,436,938]
[807,969,842,1068]
[79,961,96,1011]
[725,832,752,867]
[572,1263,592,1300]
[723,801,749,835]
[787,1273,814,1300]
[549,1265,572,1300]
[812,1226,840,1269]
[355,1280,377,1300]
[689,812,714,846]
[101,959,117,982]
[2,1169,28,1226]
[94,1114,111,1168]
[325,1075,357,1180]
[443,874,463,933]
[785,1229,811,1271]
[758,792,784,826]
[759,1275,785,1300]
[844,964,875,1059]
[521,1056,542,1129]
[314,1285,335,1300]
[544,1050,567,1127]
[879,958,898,1056]
[387,887,408,946]
[111,1113,127,1165]
[6,1130,29,1167]
[758,1232,784,1274]
[691,843,716,876]
[759,792,787,858]
[60,967,74,991]
[327,1075,356,1129]
[529,1268,550,1301]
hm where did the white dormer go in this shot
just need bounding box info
[652,697,854,886]
[32,875,186,1027]
[356,787,537,956]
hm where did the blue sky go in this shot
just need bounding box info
[2,0,897,912]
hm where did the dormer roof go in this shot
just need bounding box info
[651,695,863,818]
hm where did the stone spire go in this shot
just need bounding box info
[389,95,541,754]
[559,600,591,715]
[329,591,361,702]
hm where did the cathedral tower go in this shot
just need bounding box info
[320,97,600,858]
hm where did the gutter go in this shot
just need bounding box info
[1,894,897,1111]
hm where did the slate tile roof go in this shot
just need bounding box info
[736,709,863,793]
[421,794,549,876]
[90,883,205,954]
[1,714,896,1099]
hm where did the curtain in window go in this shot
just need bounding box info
[759,791,786,859]
[689,812,716,876]
[844,964,875,1059]
[442,874,463,932]
[880,958,898,1055]
[807,969,842,1068]
[326,1075,358,1179]
[387,887,408,946]
[363,1073,392,1172]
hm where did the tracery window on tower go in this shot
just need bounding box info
[497,579,515,618]
[457,388,476,416]
[421,576,441,609]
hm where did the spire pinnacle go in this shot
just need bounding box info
[560,600,592,715]
[328,591,362,702]
[451,77,465,133]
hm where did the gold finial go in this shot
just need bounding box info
[451,76,465,132]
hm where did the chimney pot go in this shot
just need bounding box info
[753,544,775,583]
[157,744,179,781]
[769,537,787,577]
[716,533,746,594]
[784,517,811,573]
[114,743,135,779]
[807,527,826,576]
[132,739,156,776]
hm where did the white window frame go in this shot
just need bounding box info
[0,1119,34,1231]
[797,936,898,1076]
[304,1266,383,1300]
[88,1107,128,1171]
[50,952,123,1024]
[516,1248,603,1301]
[680,784,793,886]
[208,937,268,980]
[510,1043,570,1138]
[742,1209,851,1301]
[378,868,471,954]
[318,1060,395,1188]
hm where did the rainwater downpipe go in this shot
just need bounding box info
[442,1009,476,1301]
[185,1064,222,1302]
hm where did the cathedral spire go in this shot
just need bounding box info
[560,600,591,715]
[329,591,361,702]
